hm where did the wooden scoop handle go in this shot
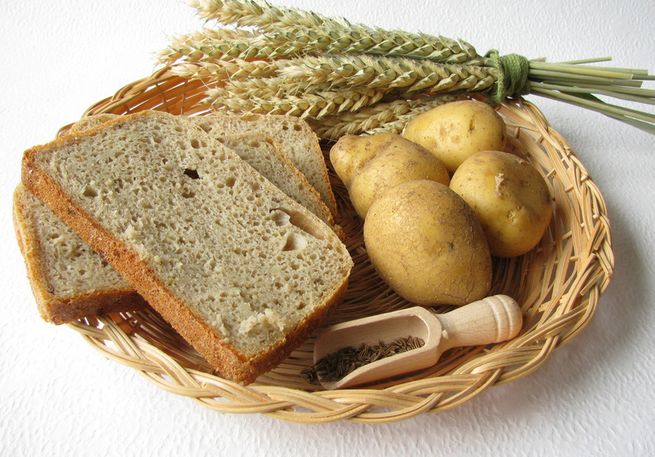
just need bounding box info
[438,295,523,351]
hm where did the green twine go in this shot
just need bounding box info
[487,50,531,103]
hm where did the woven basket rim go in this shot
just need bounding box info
[61,68,614,424]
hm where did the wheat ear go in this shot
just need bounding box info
[310,96,463,140]
[187,0,483,64]
[279,55,499,94]
[205,87,387,118]
[158,28,256,64]
[170,58,281,80]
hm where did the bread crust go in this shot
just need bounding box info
[13,185,146,324]
[289,117,339,218]
[22,111,351,384]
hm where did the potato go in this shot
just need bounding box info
[329,134,386,187]
[364,180,492,306]
[450,150,552,257]
[330,133,449,218]
[403,100,506,172]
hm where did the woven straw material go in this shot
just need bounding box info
[58,68,613,424]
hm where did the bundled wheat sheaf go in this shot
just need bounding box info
[62,0,624,423]
[158,0,654,137]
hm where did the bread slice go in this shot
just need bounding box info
[209,132,334,226]
[13,184,146,324]
[195,114,338,218]
[23,110,353,383]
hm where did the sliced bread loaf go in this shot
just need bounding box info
[13,184,145,324]
[195,114,338,218]
[23,111,353,383]
[16,115,334,325]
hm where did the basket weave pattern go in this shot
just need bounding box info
[61,68,613,423]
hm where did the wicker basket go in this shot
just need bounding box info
[62,67,613,424]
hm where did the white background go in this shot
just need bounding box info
[1,1,654,456]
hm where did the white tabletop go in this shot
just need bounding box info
[2,1,654,455]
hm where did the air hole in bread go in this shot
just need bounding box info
[82,185,98,198]
[282,233,307,252]
[281,122,289,131]
[293,123,302,132]
[183,168,200,180]
[249,141,260,148]
[191,139,202,149]
[225,177,236,187]
[273,208,325,240]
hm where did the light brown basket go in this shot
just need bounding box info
[62,67,613,423]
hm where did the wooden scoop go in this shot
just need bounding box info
[313,295,522,389]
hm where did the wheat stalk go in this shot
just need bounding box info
[170,58,281,80]
[158,28,256,63]
[310,96,462,139]
[161,37,278,62]
[206,86,387,118]
[225,63,496,100]
[251,27,484,64]
[187,0,483,64]
[162,28,483,65]
[279,55,499,94]
[187,0,329,30]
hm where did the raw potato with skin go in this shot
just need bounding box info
[364,180,492,306]
[450,150,553,258]
[402,99,506,172]
[330,133,449,219]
